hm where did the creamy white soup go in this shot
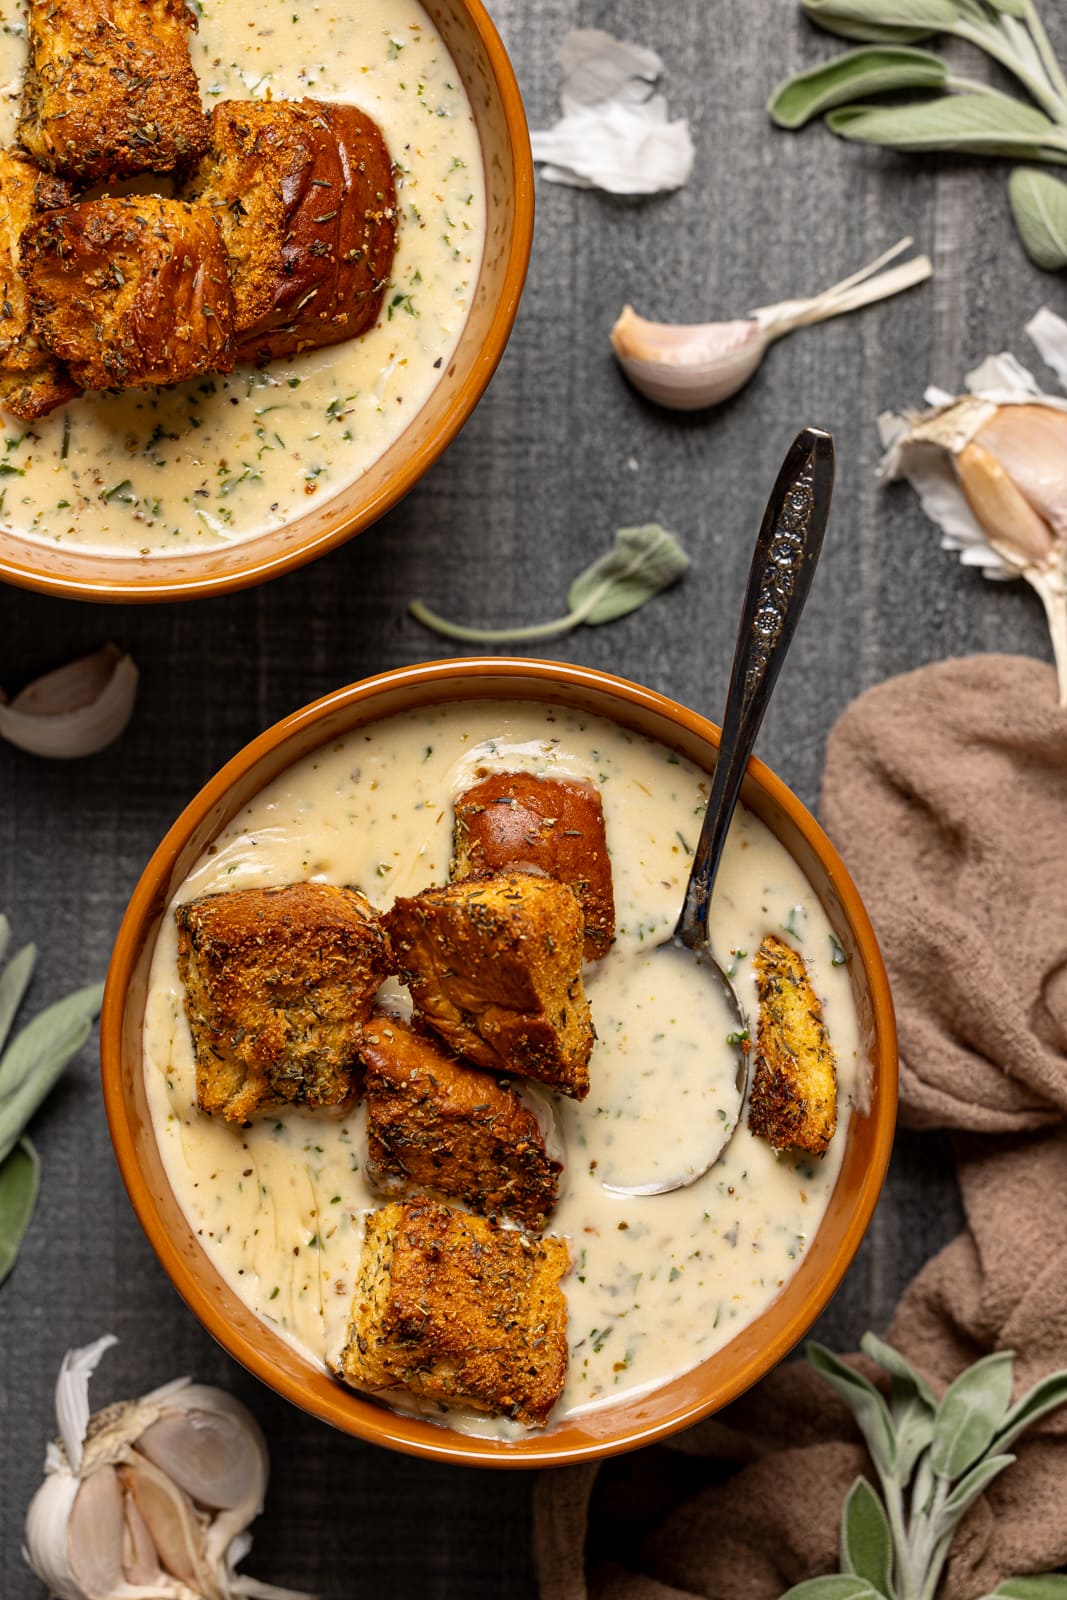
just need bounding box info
[143,702,865,1438]
[0,0,485,553]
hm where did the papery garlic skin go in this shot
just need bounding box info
[24,1336,317,1600]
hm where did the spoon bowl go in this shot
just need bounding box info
[603,426,835,1197]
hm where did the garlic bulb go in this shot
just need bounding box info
[24,1335,318,1600]
[879,307,1067,706]
[0,644,138,759]
[611,236,932,411]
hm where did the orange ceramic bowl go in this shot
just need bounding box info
[0,1,533,604]
[102,658,897,1466]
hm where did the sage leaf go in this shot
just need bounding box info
[839,1477,894,1596]
[936,1452,1015,1531]
[993,1369,1067,1452]
[807,1344,897,1476]
[1009,167,1067,271]
[0,1136,40,1286]
[801,0,955,39]
[826,95,1058,159]
[989,1579,1067,1599]
[0,981,103,1168]
[568,524,689,623]
[0,940,36,1058]
[861,1332,937,1410]
[409,524,689,644]
[930,1350,1015,1479]
[780,1578,887,1600]
[860,1332,936,1480]
[0,979,104,1102]
[770,46,948,128]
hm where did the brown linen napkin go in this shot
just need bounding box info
[534,654,1067,1600]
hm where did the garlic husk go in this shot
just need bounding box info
[0,644,138,759]
[879,310,1067,706]
[529,29,694,195]
[612,236,931,410]
[24,1336,318,1600]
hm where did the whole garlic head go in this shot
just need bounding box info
[24,1335,317,1600]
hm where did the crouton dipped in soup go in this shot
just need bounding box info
[144,701,867,1438]
[0,0,484,551]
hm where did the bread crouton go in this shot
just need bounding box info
[382,871,594,1099]
[0,149,79,420]
[176,882,390,1123]
[747,933,837,1154]
[453,772,615,961]
[17,0,208,183]
[186,99,396,362]
[20,197,234,391]
[362,1011,561,1230]
[338,1198,569,1427]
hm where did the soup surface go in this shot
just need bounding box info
[0,0,485,553]
[143,701,865,1437]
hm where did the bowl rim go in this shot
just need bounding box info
[101,656,898,1467]
[0,0,535,605]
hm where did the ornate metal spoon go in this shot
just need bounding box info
[599,425,835,1196]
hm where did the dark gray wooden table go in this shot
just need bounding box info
[2,1,1062,1594]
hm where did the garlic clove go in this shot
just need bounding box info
[610,308,765,410]
[973,403,1067,544]
[120,1458,220,1599]
[136,1400,266,1513]
[0,644,138,760]
[69,1464,141,1600]
[611,239,931,412]
[23,1471,83,1600]
[122,1490,165,1586]
[956,440,1056,572]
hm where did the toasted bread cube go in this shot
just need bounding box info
[383,872,594,1099]
[176,882,390,1124]
[20,197,234,391]
[338,1198,569,1427]
[453,772,615,962]
[747,933,837,1154]
[0,150,80,420]
[18,0,208,183]
[362,1011,561,1230]
[186,99,396,362]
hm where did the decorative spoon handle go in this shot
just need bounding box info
[675,425,835,950]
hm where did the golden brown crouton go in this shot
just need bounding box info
[747,933,837,1154]
[185,99,396,362]
[382,872,594,1099]
[338,1198,569,1427]
[0,149,80,420]
[175,882,390,1124]
[453,772,615,962]
[362,1011,561,1231]
[18,0,208,183]
[20,197,234,391]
